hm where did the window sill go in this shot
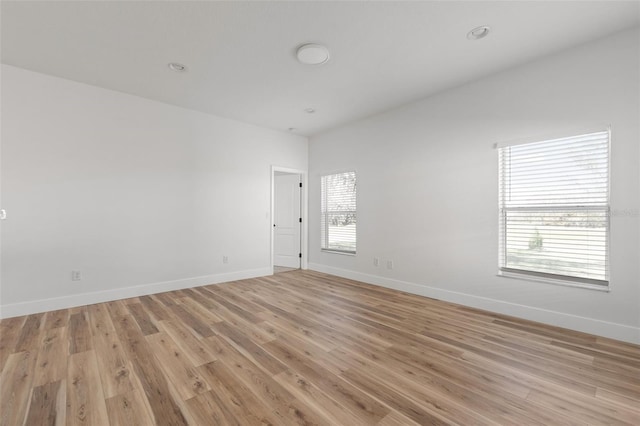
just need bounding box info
[497,270,610,292]
[321,249,356,256]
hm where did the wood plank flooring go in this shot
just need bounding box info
[1,270,639,425]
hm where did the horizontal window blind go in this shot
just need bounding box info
[321,171,356,253]
[498,130,609,285]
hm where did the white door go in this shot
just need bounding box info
[274,173,301,268]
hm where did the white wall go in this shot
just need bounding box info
[0,64,307,317]
[308,28,640,343]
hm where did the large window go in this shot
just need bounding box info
[321,171,357,254]
[498,130,610,287]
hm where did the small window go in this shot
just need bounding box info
[321,171,357,254]
[498,130,610,287]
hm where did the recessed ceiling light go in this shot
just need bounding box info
[304,108,315,114]
[288,127,297,132]
[296,43,330,65]
[467,26,491,40]
[168,62,188,72]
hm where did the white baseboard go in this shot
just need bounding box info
[0,267,272,319]
[308,263,640,344]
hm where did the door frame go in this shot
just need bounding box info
[271,166,308,273]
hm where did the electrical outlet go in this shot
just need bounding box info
[386,260,394,270]
[71,270,82,281]
[222,255,228,264]
[373,257,379,267]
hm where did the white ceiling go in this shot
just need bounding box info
[2,1,639,136]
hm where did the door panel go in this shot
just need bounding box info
[274,174,301,268]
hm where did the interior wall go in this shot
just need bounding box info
[0,64,308,317]
[308,28,640,343]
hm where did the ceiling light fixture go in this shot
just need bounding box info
[304,108,315,114]
[168,62,188,72]
[467,26,491,40]
[296,43,330,65]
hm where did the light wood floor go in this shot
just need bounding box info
[1,270,639,425]
[274,266,299,274]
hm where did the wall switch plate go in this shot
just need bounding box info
[71,270,82,281]
[373,257,379,267]
[222,255,228,264]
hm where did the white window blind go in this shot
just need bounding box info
[321,171,356,253]
[498,130,610,286]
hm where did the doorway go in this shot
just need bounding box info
[271,167,306,274]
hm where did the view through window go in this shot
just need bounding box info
[321,171,357,253]
[498,130,610,286]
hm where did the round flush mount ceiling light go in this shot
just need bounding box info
[467,26,491,40]
[168,62,188,72]
[304,108,315,114]
[296,43,330,65]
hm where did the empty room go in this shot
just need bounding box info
[1,1,639,425]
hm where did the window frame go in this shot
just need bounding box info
[320,170,357,255]
[497,129,611,290]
